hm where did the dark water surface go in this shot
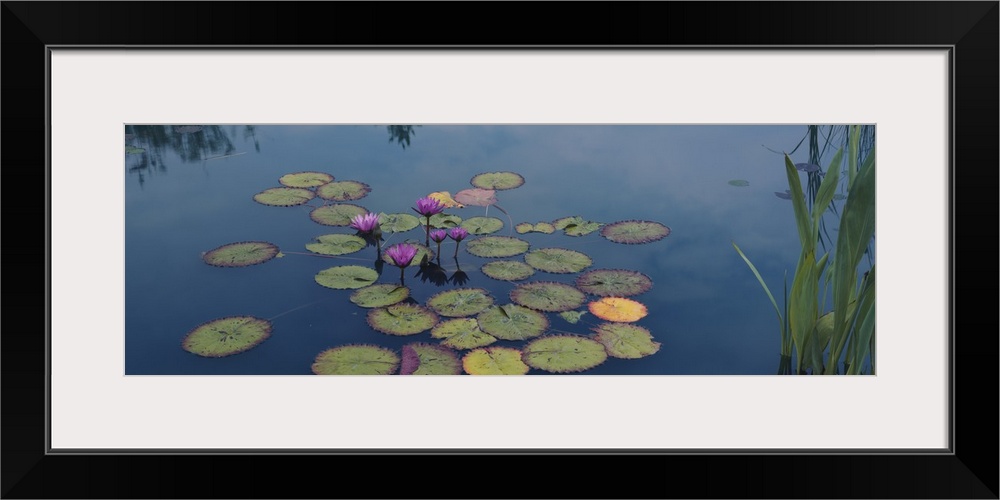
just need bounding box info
[124,124,856,375]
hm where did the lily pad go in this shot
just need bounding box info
[314,265,379,289]
[521,335,608,373]
[462,347,530,375]
[454,188,498,207]
[428,191,464,208]
[481,260,535,281]
[125,145,146,155]
[575,269,653,297]
[728,179,750,187]
[600,220,671,244]
[552,216,602,237]
[311,344,399,375]
[182,316,272,358]
[465,236,530,258]
[310,203,369,226]
[523,248,593,274]
[253,187,316,207]
[476,304,548,341]
[377,213,421,233]
[203,241,280,267]
[558,310,587,324]
[305,234,367,256]
[515,222,556,234]
[509,281,586,313]
[381,243,434,267]
[367,303,439,336]
[279,171,334,188]
[794,162,821,173]
[470,171,525,190]
[426,288,495,317]
[316,180,372,201]
[418,213,463,229]
[349,284,410,308]
[588,297,649,323]
[460,216,504,235]
[431,318,497,350]
[400,343,462,375]
[592,323,661,359]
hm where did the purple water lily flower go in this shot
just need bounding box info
[385,243,419,268]
[448,227,469,258]
[413,197,445,217]
[429,229,448,243]
[350,212,380,233]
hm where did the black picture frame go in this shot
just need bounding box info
[3,2,996,498]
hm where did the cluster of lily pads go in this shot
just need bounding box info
[185,169,672,375]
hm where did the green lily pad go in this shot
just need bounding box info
[460,216,504,235]
[310,203,369,226]
[253,187,316,207]
[592,323,661,359]
[551,216,603,237]
[728,179,750,187]
[600,220,671,244]
[552,216,586,230]
[203,241,280,267]
[418,213,463,229]
[524,248,593,274]
[575,269,653,297]
[470,171,525,190]
[476,304,548,341]
[377,213,420,233]
[462,347,530,375]
[316,180,372,201]
[465,236,530,258]
[426,288,495,317]
[349,284,410,308]
[367,303,440,336]
[311,344,399,375]
[509,281,587,313]
[305,234,368,256]
[381,243,434,267]
[314,265,379,289]
[481,260,535,281]
[522,335,608,373]
[431,318,497,350]
[182,316,272,358]
[515,222,556,234]
[279,171,334,188]
[125,145,146,155]
[558,310,587,324]
[400,343,462,375]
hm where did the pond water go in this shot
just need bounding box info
[124,124,870,375]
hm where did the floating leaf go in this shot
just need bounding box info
[279,171,334,188]
[462,347,530,375]
[728,179,750,187]
[314,265,379,289]
[794,162,821,173]
[310,203,369,226]
[305,234,367,256]
[552,216,586,230]
[349,284,410,308]
[592,323,661,359]
[510,281,586,312]
[203,241,280,267]
[428,191,464,208]
[182,316,272,358]
[558,310,587,324]
[465,236,530,258]
[427,288,495,317]
[470,171,525,190]
[515,223,533,234]
[481,260,535,281]
[311,344,399,375]
[522,335,608,373]
[588,297,649,323]
[431,318,497,350]
[575,269,653,297]
[418,213,463,229]
[253,187,316,207]
[600,220,671,244]
[381,243,434,267]
[552,216,602,236]
[377,212,420,233]
[460,216,504,235]
[516,222,556,234]
[367,303,439,336]
[316,180,372,201]
[524,248,593,274]
[476,304,548,341]
[125,145,146,155]
[454,188,498,207]
[400,343,462,375]
[774,190,792,200]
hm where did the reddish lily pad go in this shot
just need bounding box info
[575,269,653,297]
[454,188,498,207]
[600,220,671,244]
[470,171,525,190]
[253,187,316,207]
[316,180,372,201]
[311,344,399,375]
[509,281,586,313]
[400,343,462,375]
[203,241,280,267]
[588,297,649,323]
[279,171,334,188]
[368,303,440,336]
[182,316,272,358]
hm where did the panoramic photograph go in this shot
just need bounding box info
[124,124,875,375]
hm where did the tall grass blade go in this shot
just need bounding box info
[732,241,788,355]
[784,155,814,254]
[847,266,876,375]
[811,149,843,242]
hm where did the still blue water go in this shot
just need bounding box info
[124,124,858,375]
